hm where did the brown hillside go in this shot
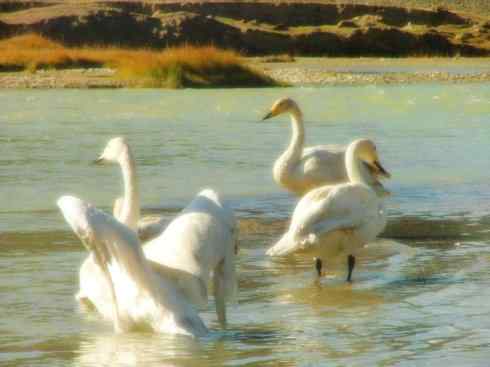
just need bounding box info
[1,1,489,56]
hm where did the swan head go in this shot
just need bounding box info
[94,137,129,165]
[262,97,300,120]
[353,139,391,179]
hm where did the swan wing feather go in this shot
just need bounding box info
[58,195,208,337]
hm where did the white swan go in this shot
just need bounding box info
[58,195,208,337]
[143,188,238,327]
[77,138,238,327]
[77,189,237,328]
[76,137,164,309]
[94,137,166,241]
[262,98,390,197]
[266,139,390,282]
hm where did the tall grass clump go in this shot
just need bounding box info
[112,45,275,88]
[0,33,276,87]
[0,34,101,72]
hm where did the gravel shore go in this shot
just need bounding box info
[1,58,490,88]
[0,68,122,89]
[256,57,490,86]
[260,68,490,86]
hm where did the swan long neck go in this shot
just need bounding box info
[276,107,305,174]
[345,142,369,185]
[119,147,140,231]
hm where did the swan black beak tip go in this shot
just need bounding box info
[374,160,391,179]
[262,111,273,121]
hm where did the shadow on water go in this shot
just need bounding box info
[239,212,490,246]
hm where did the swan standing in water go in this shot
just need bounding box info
[77,189,237,328]
[77,138,238,327]
[142,188,238,327]
[266,139,390,282]
[94,137,166,242]
[58,196,208,337]
[262,98,390,197]
[76,137,164,309]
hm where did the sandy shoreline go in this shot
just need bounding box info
[1,58,490,88]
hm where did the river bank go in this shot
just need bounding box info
[256,57,490,86]
[2,57,490,88]
[0,34,276,88]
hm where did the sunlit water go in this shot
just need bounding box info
[1,84,490,366]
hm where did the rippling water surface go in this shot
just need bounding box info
[1,84,490,366]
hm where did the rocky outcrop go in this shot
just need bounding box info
[0,1,489,56]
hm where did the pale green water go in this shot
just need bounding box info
[1,84,490,366]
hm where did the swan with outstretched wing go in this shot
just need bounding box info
[77,138,237,327]
[58,195,208,337]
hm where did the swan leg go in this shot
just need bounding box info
[213,260,227,328]
[347,254,356,282]
[314,257,323,277]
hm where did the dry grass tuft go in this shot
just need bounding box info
[0,34,101,72]
[0,34,276,87]
[0,33,63,50]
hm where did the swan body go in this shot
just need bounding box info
[267,183,386,257]
[77,137,164,307]
[114,195,167,242]
[78,189,237,327]
[143,188,238,327]
[266,139,390,281]
[58,195,208,337]
[263,98,390,196]
[78,138,236,326]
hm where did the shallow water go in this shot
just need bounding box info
[1,84,490,366]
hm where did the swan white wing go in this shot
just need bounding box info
[57,195,208,337]
[58,196,151,288]
[300,147,348,185]
[143,189,237,320]
[267,184,376,256]
[297,184,376,236]
[76,254,113,318]
[302,144,346,156]
[137,215,167,242]
[183,188,237,232]
[113,196,124,221]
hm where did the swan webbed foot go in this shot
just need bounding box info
[314,257,323,277]
[347,254,356,282]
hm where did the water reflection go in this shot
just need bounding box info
[75,332,203,367]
